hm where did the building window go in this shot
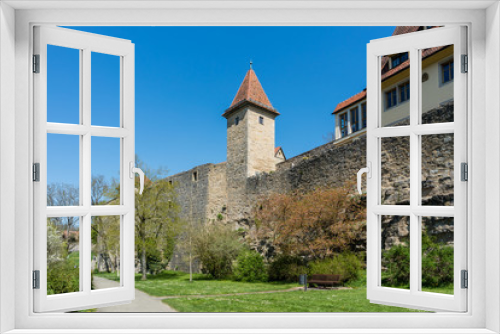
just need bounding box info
[361,103,367,129]
[399,81,410,102]
[385,88,397,110]
[192,171,198,182]
[339,113,348,138]
[259,116,264,125]
[235,116,240,125]
[350,107,359,133]
[391,52,408,68]
[441,59,454,84]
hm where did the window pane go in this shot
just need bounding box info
[47,216,81,295]
[361,104,367,129]
[91,137,121,205]
[91,52,121,127]
[421,133,454,206]
[47,134,80,206]
[350,107,358,132]
[421,45,454,124]
[381,215,410,289]
[381,137,410,205]
[47,45,80,124]
[381,52,410,127]
[340,113,348,137]
[421,217,454,295]
[91,216,121,290]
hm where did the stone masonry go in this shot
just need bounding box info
[166,67,455,271]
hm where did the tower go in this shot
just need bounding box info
[223,66,279,222]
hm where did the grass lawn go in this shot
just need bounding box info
[163,288,428,313]
[94,270,453,312]
[95,270,300,297]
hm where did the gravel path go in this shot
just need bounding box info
[92,276,177,312]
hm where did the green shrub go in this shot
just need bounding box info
[47,259,79,295]
[381,234,454,288]
[192,223,244,279]
[421,234,454,287]
[308,252,363,283]
[268,255,307,282]
[381,243,410,287]
[233,250,268,282]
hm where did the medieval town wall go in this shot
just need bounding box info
[245,104,455,250]
[169,103,454,268]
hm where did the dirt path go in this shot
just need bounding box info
[92,276,177,312]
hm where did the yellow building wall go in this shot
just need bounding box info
[380,47,454,127]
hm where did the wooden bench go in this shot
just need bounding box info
[308,274,342,288]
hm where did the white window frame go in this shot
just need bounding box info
[1,2,498,333]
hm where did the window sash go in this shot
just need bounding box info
[366,25,467,312]
[33,26,136,313]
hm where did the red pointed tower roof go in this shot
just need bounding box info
[223,68,279,118]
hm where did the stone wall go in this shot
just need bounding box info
[206,162,228,223]
[169,103,455,269]
[245,104,454,250]
[226,108,250,222]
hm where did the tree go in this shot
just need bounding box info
[178,219,199,282]
[131,157,183,280]
[191,223,244,279]
[47,182,79,253]
[254,183,365,260]
[89,175,121,275]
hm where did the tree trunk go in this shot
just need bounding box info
[141,246,147,281]
[189,236,193,282]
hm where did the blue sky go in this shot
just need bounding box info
[47,26,395,187]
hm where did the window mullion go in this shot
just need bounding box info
[81,48,92,294]
[409,47,420,295]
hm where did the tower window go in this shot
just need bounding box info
[259,116,264,125]
[235,116,240,125]
[192,171,198,182]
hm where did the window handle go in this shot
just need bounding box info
[129,162,145,195]
[357,162,371,194]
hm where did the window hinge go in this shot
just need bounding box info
[461,54,468,73]
[33,54,40,73]
[33,163,40,182]
[33,270,40,289]
[461,270,468,289]
[461,162,468,181]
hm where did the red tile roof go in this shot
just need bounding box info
[274,146,282,155]
[333,26,446,114]
[333,89,367,114]
[223,68,279,118]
